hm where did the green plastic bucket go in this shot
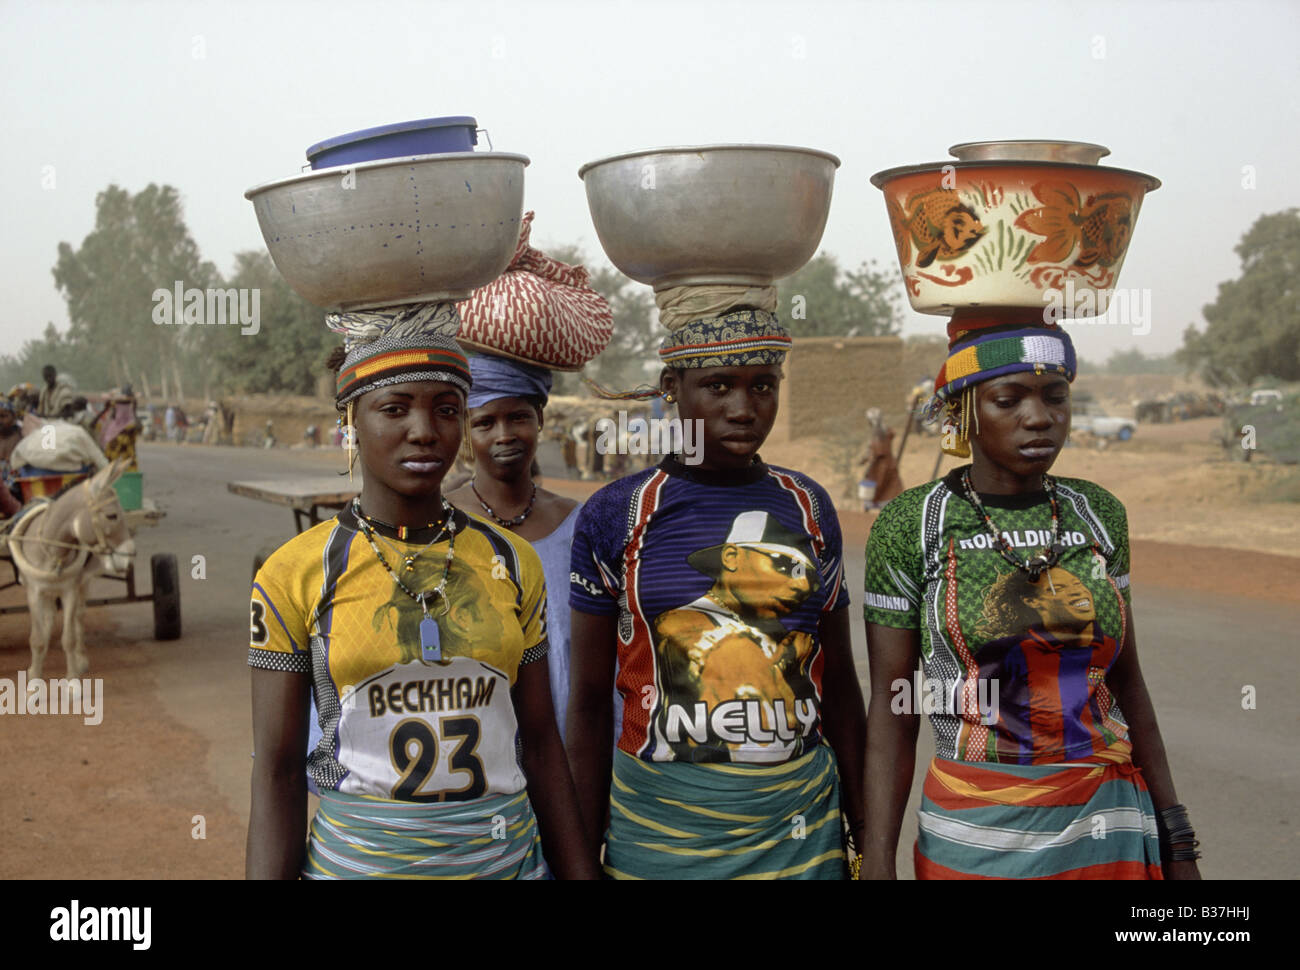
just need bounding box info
[113,471,143,511]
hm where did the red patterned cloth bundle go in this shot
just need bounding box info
[458,211,613,371]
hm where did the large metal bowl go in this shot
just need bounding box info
[578,145,839,290]
[245,152,528,309]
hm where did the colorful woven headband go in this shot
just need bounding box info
[335,332,471,409]
[658,310,792,369]
[932,326,1077,405]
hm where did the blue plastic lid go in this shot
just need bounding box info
[306,116,478,160]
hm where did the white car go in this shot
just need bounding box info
[1072,404,1137,441]
[1250,389,1283,406]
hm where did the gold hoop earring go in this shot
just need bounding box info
[663,393,675,404]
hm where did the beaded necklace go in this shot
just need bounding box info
[354,502,451,571]
[352,498,455,661]
[470,478,536,527]
[959,468,1062,580]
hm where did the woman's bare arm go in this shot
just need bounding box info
[513,659,600,879]
[1106,606,1202,880]
[862,622,922,880]
[564,609,617,859]
[245,668,310,879]
[817,606,867,864]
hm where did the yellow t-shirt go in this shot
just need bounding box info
[248,504,548,801]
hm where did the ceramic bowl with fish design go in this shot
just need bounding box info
[871,142,1159,323]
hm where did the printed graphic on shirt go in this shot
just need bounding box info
[863,470,1132,765]
[962,563,1126,763]
[247,506,547,796]
[337,658,525,801]
[370,537,526,670]
[570,462,850,764]
[653,510,823,763]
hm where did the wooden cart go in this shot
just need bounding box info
[0,500,181,641]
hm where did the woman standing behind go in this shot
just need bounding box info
[246,313,595,879]
[566,309,867,879]
[445,214,616,741]
[447,353,622,742]
[862,324,1201,880]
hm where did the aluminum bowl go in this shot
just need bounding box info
[245,152,529,309]
[578,145,839,290]
[948,140,1110,164]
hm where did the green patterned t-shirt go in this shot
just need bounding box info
[863,467,1133,765]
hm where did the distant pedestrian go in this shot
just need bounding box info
[36,365,74,419]
[858,408,903,510]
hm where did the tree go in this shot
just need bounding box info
[776,252,904,337]
[201,250,335,396]
[1100,348,1183,376]
[1179,209,1300,385]
[0,322,114,395]
[52,184,219,402]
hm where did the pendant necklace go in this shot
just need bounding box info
[470,478,536,527]
[960,468,1063,582]
[353,498,455,661]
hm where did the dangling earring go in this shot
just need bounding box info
[940,393,971,458]
[345,400,357,481]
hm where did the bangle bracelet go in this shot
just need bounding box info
[1156,803,1200,863]
[1168,841,1201,863]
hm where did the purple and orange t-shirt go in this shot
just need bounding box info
[570,456,850,765]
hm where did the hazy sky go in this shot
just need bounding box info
[3,0,1297,368]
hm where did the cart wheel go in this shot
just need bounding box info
[152,553,182,641]
[252,542,281,585]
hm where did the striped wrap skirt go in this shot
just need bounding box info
[914,742,1163,880]
[605,742,846,880]
[303,788,547,880]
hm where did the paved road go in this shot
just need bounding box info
[2,441,1295,878]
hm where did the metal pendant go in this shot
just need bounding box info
[1026,552,1052,579]
[419,613,442,662]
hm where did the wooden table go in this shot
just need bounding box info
[227,477,361,534]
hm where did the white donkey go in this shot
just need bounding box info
[7,458,135,679]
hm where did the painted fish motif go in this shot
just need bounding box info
[1016,181,1134,269]
[889,188,987,268]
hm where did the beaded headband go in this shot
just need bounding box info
[658,309,792,369]
[933,325,1077,405]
